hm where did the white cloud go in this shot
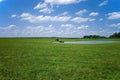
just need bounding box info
[109,23,120,28]
[0,25,59,37]
[61,24,74,28]
[0,0,3,2]
[45,0,86,5]
[0,25,17,30]
[89,12,99,16]
[20,13,71,23]
[22,26,44,36]
[77,25,88,30]
[60,12,69,16]
[22,25,58,37]
[0,25,19,37]
[71,17,88,22]
[75,9,87,16]
[11,14,17,18]
[71,17,95,23]
[99,0,108,7]
[107,12,120,20]
[34,2,53,13]
[34,3,47,9]
[21,24,89,37]
[58,24,89,37]
[89,18,96,21]
[0,24,112,37]
[39,7,53,13]
[34,0,86,14]
[61,24,88,31]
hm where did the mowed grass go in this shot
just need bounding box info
[0,38,120,80]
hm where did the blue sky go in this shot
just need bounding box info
[0,0,120,37]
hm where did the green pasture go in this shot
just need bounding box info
[0,38,120,80]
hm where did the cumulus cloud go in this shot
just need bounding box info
[107,12,120,20]
[11,14,17,18]
[20,13,71,23]
[58,24,89,37]
[99,0,108,7]
[0,0,3,2]
[77,25,88,30]
[0,25,19,37]
[60,12,69,16]
[21,25,72,37]
[34,2,47,9]
[60,24,88,31]
[89,18,96,21]
[61,24,74,28]
[21,24,89,37]
[0,25,17,30]
[75,9,87,16]
[71,17,95,23]
[39,7,53,13]
[89,12,99,16]
[0,25,57,37]
[34,2,53,13]
[22,26,55,36]
[23,26,44,34]
[0,24,110,37]
[109,23,120,28]
[34,0,86,13]
[45,0,86,5]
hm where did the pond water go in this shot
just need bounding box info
[55,40,119,44]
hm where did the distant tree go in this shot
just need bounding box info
[118,32,120,37]
[55,38,64,43]
[55,38,59,41]
[109,32,120,38]
[83,35,106,39]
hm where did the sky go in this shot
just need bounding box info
[0,0,120,37]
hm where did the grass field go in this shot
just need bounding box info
[0,38,120,80]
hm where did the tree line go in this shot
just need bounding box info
[109,32,120,38]
[83,32,120,38]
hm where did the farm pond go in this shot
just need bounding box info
[54,40,119,44]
